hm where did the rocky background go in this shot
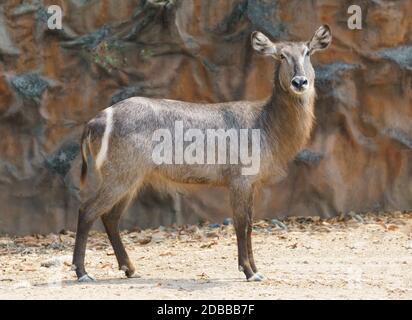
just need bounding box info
[0,0,411,235]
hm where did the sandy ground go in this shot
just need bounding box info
[1,212,412,300]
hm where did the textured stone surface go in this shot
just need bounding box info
[0,0,411,235]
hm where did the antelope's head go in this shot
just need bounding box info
[251,25,332,96]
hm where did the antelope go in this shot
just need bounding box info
[72,25,332,282]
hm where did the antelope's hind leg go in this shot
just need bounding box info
[101,195,137,278]
[72,182,135,282]
[72,190,117,282]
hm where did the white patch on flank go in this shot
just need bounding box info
[95,107,113,170]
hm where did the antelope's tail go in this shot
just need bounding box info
[80,126,90,188]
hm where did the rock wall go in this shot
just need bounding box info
[0,0,411,235]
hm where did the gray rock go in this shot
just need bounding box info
[10,73,49,102]
[0,8,20,55]
[377,46,412,71]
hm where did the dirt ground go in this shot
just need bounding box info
[1,212,412,300]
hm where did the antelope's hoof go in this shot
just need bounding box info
[255,273,265,281]
[247,273,265,282]
[78,274,95,283]
[121,265,136,278]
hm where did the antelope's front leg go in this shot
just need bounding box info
[229,182,263,281]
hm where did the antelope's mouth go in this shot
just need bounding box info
[290,85,309,95]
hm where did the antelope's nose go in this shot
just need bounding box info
[291,76,308,90]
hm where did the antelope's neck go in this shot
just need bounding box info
[262,81,316,166]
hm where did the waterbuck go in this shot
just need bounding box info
[73,25,332,282]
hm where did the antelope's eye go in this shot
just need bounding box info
[280,53,286,60]
[305,50,310,56]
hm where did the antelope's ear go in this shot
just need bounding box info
[308,25,332,54]
[251,31,278,56]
